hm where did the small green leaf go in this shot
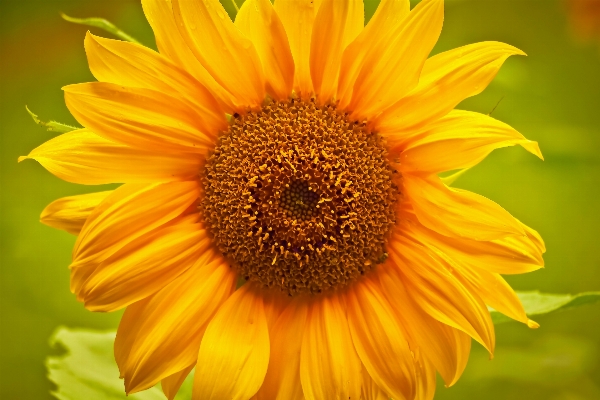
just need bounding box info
[491,291,600,325]
[47,327,194,400]
[61,13,141,44]
[26,106,79,133]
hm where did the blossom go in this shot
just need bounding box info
[21,0,545,399]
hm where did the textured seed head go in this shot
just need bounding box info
[201,98,399,295]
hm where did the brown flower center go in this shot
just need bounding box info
[201,98,398,295]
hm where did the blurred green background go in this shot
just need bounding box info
[1,0,599,398]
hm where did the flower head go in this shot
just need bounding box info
[22,0,545,399]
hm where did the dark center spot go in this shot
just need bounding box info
[280,180,320,220]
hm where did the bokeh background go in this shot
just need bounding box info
[1,0,599,398]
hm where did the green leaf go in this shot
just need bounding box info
[26,106,79,133]
[491,291,600,325]
[60,13,141,44]
[46,327,194,400]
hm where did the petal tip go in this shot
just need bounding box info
[527,319,540,329]
[84,30,98,45]
[523,141,544,160]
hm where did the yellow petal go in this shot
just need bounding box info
[379,263,471,387]
[171,0,265,109]
[361,368,389,400]
[40,191,111,235]
[235,0,294,100]
[274,0,322,97]
[376,42,526,135]
[20,129,201,185]
[397,110,543,173]
[300,294,362,400]
[260,288,292,331]
[413,227,529,323]
[193,284,269,400]
[71,181,199,271]
[414,351,436,400]
[389,234,495,355]
[337,0,410,109]
[85,32,226,134]
[255,299,308,400]
[64,83,216,153]
[380,265,472,387]
[439,167,470,186]
[349,0,444,121]
[404,173,525,241]
[458,265,528,324]
[161,365,194,400]
[521,220,546,253]
[310,0,363,103]
[79,219,211,312]
[115,251,236,393]
[347,277,416,400]
[406,212,544,274]
[141,0,236,110]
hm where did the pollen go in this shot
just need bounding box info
[201,98,398,295]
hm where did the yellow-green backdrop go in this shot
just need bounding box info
[1,0,599,398]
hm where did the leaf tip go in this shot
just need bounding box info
[26,105,41,124]
[60,12,76,23]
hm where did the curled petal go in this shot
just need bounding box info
[40,191,111,234]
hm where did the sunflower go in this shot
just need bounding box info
[21,0,545,399]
